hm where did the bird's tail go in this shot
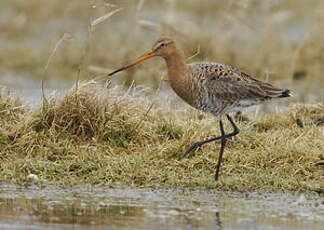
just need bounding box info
[277,89,292,98]
[260,83,292,99]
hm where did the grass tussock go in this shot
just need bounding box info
[32,83,149,142]
[0,82,323,192]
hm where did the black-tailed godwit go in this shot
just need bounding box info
[108,38,291,180]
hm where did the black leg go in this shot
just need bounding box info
[214,115,240,180]
[181,135,223,158]
[181,115,239,159]
[215,120,226,180]
[226,114,240,135]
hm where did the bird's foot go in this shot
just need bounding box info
[180,142,203,159]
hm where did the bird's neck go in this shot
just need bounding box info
[164,48,193,105]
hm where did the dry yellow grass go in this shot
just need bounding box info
[0,82,323,192]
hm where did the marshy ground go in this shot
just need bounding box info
[0,82,323,191]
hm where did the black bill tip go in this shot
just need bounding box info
[107,67,125,76]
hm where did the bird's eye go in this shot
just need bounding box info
[160,43,165,47]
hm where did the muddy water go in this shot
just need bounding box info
[0,74,73,106]
[2,74,323,115]
[0,184,323,230]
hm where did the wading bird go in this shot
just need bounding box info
[108,38,291,180]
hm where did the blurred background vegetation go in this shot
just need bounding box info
[0,0,324,103]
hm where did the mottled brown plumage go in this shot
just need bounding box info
[108,38,291,180]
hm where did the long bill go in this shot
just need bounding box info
[108,51,156,76]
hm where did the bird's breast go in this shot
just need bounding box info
[169,74,196,107]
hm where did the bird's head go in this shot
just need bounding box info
[108,38,175,76]
[151,38,175,58]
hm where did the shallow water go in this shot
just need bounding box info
[0,184,323,230]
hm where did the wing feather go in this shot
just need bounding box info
[190,62,270,102]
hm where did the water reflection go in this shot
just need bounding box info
[0,198,221,230]
[215,212,222,230]
[0,185,323,230]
